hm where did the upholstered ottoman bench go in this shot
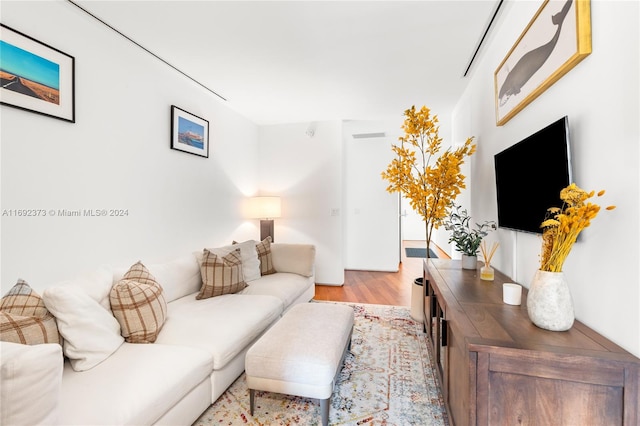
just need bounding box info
[245,302,354,426]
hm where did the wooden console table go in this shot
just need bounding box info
[423,258,640,426]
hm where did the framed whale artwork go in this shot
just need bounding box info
[494,0,591,126]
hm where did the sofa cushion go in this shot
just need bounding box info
[58,343,213,426]
[0,280,61,345]
[148,254,202,302]
[271,243,316,277]
[239,273,314,311]
[43,285,124,371]
[256,237,277,275]
[114,255,203,303]
[196,249,247,299]
[157,293,282,370]
[110,262,168,343]
[1,341,63,426]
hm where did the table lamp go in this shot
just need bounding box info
[248,196,281,242]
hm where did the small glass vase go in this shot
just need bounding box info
[480,265,494,281]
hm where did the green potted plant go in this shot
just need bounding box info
[443,204,496,269]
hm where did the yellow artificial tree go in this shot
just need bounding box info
[382,105,476,258]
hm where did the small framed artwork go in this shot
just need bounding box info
[494,0,591,126]
[0,24,75,123]
[171,105,209,158]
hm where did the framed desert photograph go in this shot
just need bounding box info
[494,0,591,126]
[0,24,75,122]
[171,105,209,158]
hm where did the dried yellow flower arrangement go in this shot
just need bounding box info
[539,183,615,272]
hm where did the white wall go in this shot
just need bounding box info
[455,1,640,356]
[257,121,344,285]
[1,1,260,292]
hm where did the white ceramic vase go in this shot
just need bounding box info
[461,255,477,270]
[527,270,574,331]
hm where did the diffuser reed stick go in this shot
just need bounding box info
[480,240,499,266]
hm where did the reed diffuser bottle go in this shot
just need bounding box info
[480,240,498,281]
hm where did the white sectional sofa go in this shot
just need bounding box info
[0,240,316,426]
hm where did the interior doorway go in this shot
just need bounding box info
[400,194,426,249]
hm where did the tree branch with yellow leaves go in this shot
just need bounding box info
[382,105,476,258]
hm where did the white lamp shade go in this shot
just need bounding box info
[248,197,281,219]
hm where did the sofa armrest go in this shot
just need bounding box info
[270,243,315,277]
[1,342,63,425]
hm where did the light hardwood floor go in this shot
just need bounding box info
[314,241,449,306]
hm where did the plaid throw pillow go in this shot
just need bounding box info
[197,248,247,299]
[0,280,61,345]
[110,262,167,343]
[256,237,276,276]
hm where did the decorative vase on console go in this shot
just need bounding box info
[527,270,574,331]
[527,183,615,331]
[443,204,495,271]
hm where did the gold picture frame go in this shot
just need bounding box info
[494,0,591,126]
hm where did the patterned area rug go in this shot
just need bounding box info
[193,302,448,425]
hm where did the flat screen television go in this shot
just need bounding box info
[494,116,572,234]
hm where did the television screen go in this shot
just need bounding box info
[494,116,572,234]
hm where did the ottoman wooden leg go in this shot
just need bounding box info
[249,389,255,415]
[320,398,329,426]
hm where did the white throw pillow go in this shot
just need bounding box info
[0,341,63,425]
[234,240,261,281]
[43,285,124,371]
[51,266,114,311]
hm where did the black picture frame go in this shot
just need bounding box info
[0,23,75,123]
[171,105,209,158]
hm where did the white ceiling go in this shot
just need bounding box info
[72,0,501,125]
